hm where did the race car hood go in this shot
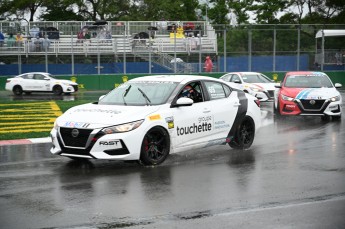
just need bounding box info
[251,83,276,91]
[281,87,340,100]
[56,103,160,129]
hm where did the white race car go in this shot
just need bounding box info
[5,72,78,95]
[50,75,261,165]
[220,72,276,101]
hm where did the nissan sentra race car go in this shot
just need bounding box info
[51,75,261,165]
[274,71,342,121]
[220,72,276,101]
[5,72,78,95]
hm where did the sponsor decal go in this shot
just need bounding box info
[296,89,323,100]
[165,116,174,129]
[63,121,90,128]
[149,114,161,121]
[214,120,230,130]
[177,116,212,136]
[296,89,314,99]
[74,108,121,114]
[99,140,120,146]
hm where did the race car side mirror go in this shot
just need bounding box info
[171,97,193,108]
[234,80,241,84]
[274,83,281,88]
[334,83,342,88]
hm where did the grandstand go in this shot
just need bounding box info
[0,20,217,73]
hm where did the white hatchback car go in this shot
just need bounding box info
[5,72,78,95]
[51,75,262,165]
[220,72,276,101]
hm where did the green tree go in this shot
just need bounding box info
[0,0,44,21]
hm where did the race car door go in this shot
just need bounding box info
[171,81,214,149]
[203,81,239,141]
[22,73,50,91]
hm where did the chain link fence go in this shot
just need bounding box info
[1,21,345,75]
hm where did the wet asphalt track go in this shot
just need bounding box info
[0,90,345,229]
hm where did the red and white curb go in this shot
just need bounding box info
[0,137,51,146]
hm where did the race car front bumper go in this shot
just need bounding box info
[50,127,144,160]
[279,98,342,116]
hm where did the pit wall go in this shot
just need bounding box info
[1,72,345,91]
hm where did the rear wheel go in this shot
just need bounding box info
[13,86,23,95]
[53,85,63,95]
[139,127,170,166]
[229,117,255,149]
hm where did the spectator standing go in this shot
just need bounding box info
[29,25,39,38]
[7,33,16,47]
[335,50,342,65]
[15,33,23,46]
[204,56,213,72]
[0,31,4,47]
[42,35,51,51]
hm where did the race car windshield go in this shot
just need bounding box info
[284,75,333,88]
[99,81,179,105]
[242,74,272,83]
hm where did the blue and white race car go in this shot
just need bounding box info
[51,75,261,165]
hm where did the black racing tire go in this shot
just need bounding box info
[229,117,255,150]
[274,100,281,116]
[139,127,170,166]
[331,115,341,121]
[321,115,330,121]
[13,86,23,95]
[53,85,63,95]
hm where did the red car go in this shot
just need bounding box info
[274,71,342,121]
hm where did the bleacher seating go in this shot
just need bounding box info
[0,21,217,56]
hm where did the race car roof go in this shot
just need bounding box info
[285,71,326,76]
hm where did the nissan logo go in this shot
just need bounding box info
[309,100,316,105]
[71,129,79,138]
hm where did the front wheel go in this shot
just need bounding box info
[229,117,255,150]
[53,85,63,95]
[139,127,170,166]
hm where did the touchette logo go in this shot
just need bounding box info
[176,116,212,136]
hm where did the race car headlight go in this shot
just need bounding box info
[101,120,144,134]
[250,87,263,92]
[245,85,263,92]
[281,94,294,101]
[330,95,340,102]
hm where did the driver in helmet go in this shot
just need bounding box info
[180,85,194,100]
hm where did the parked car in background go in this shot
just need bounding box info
[220,72,276,101]
[274,71,342,121]
[50,75,261,165]
[5,72,78,95]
